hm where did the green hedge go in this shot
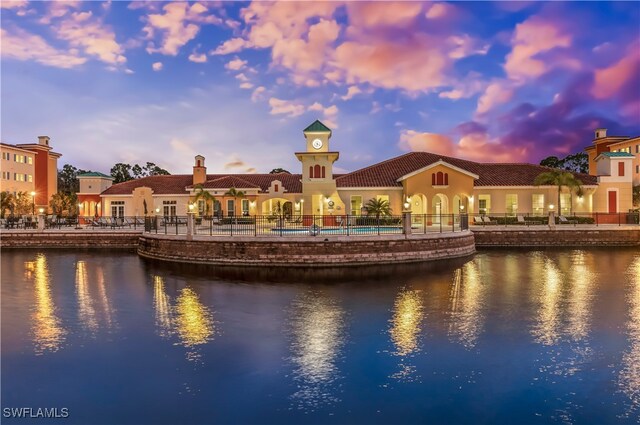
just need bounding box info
[354,217,402,226]
[220,217,255,225]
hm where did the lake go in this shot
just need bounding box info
[2,248,639,424]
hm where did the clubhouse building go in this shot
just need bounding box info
[79,121,635,219]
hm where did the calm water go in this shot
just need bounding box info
[2,248,639,425]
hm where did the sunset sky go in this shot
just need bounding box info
[2,1,639,175]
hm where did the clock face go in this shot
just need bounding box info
[312,138,323,150]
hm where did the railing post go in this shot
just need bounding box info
[347,214,350,236]
[548,211,556,229]
[186,212,194,241]
[439,214,442,233]
[402,211,412,235]
[210,217,213,236]
[619,212,621,226]
[254,216,257,237]
[37,213,45,232]
[452,214,455,232]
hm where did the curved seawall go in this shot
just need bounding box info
[137,232,476,267]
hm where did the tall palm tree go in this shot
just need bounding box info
[364,198,392,219]
[193,184,216,217]
[1,191,15,218]
[534,170,583,215]
[224,187,246,217]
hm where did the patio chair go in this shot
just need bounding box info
[482,216,497,225]
[559,215,577,225]
[473,216,484,225]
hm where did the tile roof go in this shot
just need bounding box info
[101,173,303,195]
[78,172,113,179]
[191,175,261,189]
[597,152,635,158]
[303,119,331,133]
[335,152,598,187]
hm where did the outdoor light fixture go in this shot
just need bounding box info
[155,207,160,213]
[460,205,465,211]
[549,204,555,210]
[469,196,474,202]
[30,191,36,214]
[38,208,44,214]
[403,202,411,210]
[188,203,195,211]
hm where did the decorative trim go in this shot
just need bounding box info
[396,160,480,181]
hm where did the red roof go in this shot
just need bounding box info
[336,152,598,187]
[101,173,303,195]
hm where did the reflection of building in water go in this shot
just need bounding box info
[531,255,562,346]
[566,251,595,342]
[175,287,214,351]
[76,261,98,334]
[619,258,640,418]
[288,291,345,408]
[151,276,214,362]
[95,266,115,330]
[448,262,485,348]
[389,289,424,381]
[153,276,173,338]
[26,254,66,354]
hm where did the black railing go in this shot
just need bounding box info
[469,211,640,227]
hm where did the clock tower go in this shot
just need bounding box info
[295,120,344,216]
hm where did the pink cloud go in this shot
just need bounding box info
[1,25,87,69]
[143,2,222,56]
[399,129,527,163]
[476,81,514,114]
[225,57,247,70]
[211,37,246,55]
[592,42,640,99]
[346,2,423,27]
[268,97,305,117]
[504,15,574,81]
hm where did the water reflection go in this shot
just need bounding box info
[619,257,640,418]
[175,287,214,362]
[389,289,424,381]
[151,276,214,362]
[566,251,595,342]
[531,255,562,346]
[76,261,98,334]
[287,290,346,409]
[95,267,115,330]
[448,262,485,348]
[26,254,66,354]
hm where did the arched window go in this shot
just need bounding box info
[432,173,436,185]
[197,159,201,167]
[444,173,449,185]
[436,171,444,185]
[321,166,326,178]
[309,166,314,178]
[314,164,321,179]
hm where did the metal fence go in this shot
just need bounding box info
[4,211,636,233]
[469,211,640,227]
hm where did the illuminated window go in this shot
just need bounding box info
[350,195,362,215]
[478,195,491,214]
[506,194,518,216]
[560,193,571,216]
[111,201,125,218]
[532,194,544,216]
[27,157,33,165]
[162,200,176,217]
[241,199,249,215]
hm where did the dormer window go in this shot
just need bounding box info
[432,172,448,186]
[619,162,625,177]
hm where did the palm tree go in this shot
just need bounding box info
[364,198,392,219]
[1,191,15,218]
[224,187,246,216]
[534,170,583,215]
[193,184,216,217]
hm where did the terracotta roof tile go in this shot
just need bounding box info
[101,173,303,195]
[336,152,598,187]
[192,175,261,189]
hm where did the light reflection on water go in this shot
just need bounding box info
[152,275,215,362]
[3,249,640,424]
[287,290,346,409]
[388,289,424,382]
[619,256,640,419]
[448,261,485,348]
[26,254,66,354]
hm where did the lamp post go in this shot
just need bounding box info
[76,203,83,229]
[30,191,36,215]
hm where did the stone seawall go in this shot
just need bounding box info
[472,227,640,247]
[137,232,476,267]
[1,231,141,249]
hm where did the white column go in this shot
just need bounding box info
[186,212,195,240]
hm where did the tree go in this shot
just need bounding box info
[49,192,78,216]
[364,198,392,219]
[57,164,91,194]
[269,168,291,174]
[633,185,640,208]
[534,170,584,215]
[539,152,589,174]
[13,191,32,216]
[142,162,170,176]
[224,187,246,217]
[193,184,216,216]
[1,191,15,218]
[111,163,133,184]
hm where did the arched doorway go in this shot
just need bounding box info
[262,198,293,218]
[431,194,449,224]
[410,193,428,226]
